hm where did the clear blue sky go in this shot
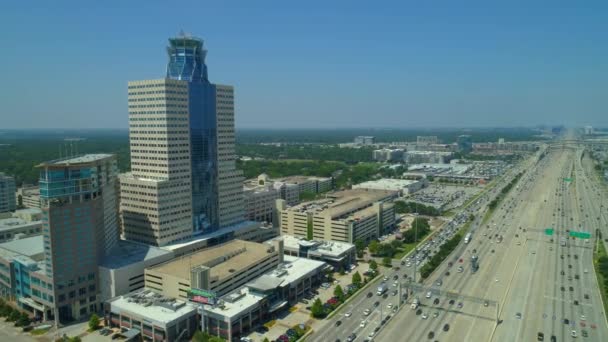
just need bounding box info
[1,1,607,129]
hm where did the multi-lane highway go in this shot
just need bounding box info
[306,135,608,342]
[307,148,540,342]
[373,139,608,341]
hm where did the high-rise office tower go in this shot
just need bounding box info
[38,154,118,322]
[0,173,16,213]
[120,33,244,246]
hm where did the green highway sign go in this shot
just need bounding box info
[563,178,573,182]
[569,231,591,239]
[544,228,554,236]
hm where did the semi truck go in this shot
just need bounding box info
[377,283,388,296]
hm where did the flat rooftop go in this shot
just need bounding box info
[149,239,275,281]
[288,188,396,219]
[100,240,173,269]
[109,288,197,326]
[204,287,266,319]
[38,154,114,167]
[278,235,354,258]
[264,255,325,287]
[355,178,420,188]
[0,218,41,231]
[161,221,261,252]
[0,235,44,258]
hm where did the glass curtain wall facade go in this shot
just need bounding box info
[166,35,219,233]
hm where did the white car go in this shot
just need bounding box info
[363,309,371,316]
[425,291,432,298]
[344,312,352,318]
[387,303,393,309]
[368,331,375,338]
[360,321,366,328]
[421,313,428,319]
[571,330,577,338]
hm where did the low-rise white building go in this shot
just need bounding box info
[200,255,326,341]
[277,234,356,269]
[0,209,44,243]
[106,288,198,342]
[404,151,453,164]
[352,178,427,196]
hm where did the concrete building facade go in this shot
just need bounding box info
[38,154,119,322]
[278,189,397,243]
[121,34,247,247]
[120,79,194,247]
[16,185,41,209]
[106,288,198,342]
[372,149,404,162]
[144,239,283,300]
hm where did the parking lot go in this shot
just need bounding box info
[408,183,482,212]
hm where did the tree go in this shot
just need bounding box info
[310,298,325,318]
[192,330,225,342]
[354,239,366,257]
[412,217,430,231]
[263,338,270,342]
[0,304,13,317]
[88,313,100,331]
[382,256,392,267]
[16,311,30,327]
[333,285,345,302]
[368,240,379,255]
[68,337,82,342]
[390,239,402,250]
[352,271,362,286]
[369,260,378,271]
[8,310,20,322]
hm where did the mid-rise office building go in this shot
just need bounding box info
[120,33,245,247]
[243,183,279,224]
[277,189,397,243]
[372,149,404,162]
[0,173,16,213]
[404,151,453,164]
[38,154,119,322]
[15,185,41,209]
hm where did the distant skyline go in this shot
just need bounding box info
[1,1,607,129]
